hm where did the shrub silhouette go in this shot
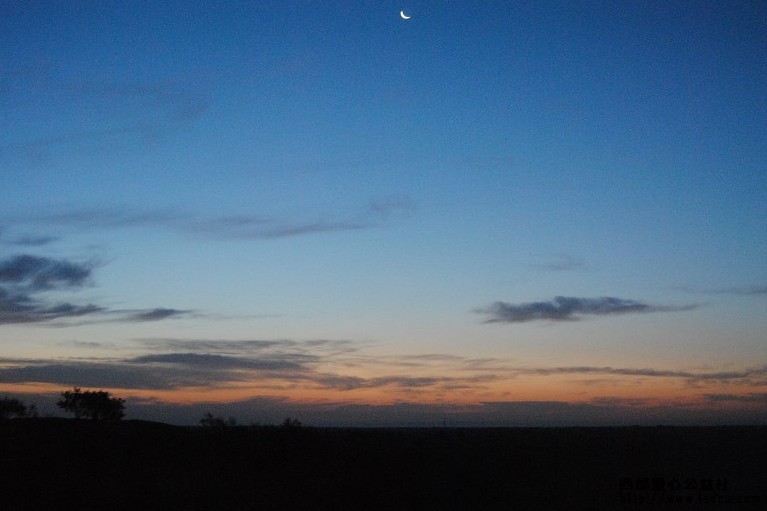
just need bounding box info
[57,388,125,421]
[281,417,302,428]
[200,412,237,428]
[0,397,27,420]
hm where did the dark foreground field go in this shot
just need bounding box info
[1,420,764,510]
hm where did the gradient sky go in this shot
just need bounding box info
[1,1,766,426]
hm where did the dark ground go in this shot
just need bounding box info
[0,419,764,510]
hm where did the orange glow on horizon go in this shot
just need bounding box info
[2,374,764,413]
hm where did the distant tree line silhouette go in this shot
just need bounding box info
[199,412,303,429]
[199,412,238,428]
[5,391,308,427]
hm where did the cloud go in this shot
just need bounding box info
[0,255,104,323]
[132,340,496,393]
[0,351,313,391]
[0,349,317,389]
[589,396,650,407]
[197,220,369,240]
[698,285,767,296]
[0,360,233,390]
[55,308,199,326]
[138,338,358,356]
[123,308,192,322]
[704,393,767,403]
[303,371,500,392]
[530,255,585,272]
[0,288,105,325]
[0,340,499,395]
[340,352,510,374]
[522,366,695,377]
[2,340,766,426]
[36,209,181,230]
[0,254,93,291]
[130,353,310,371]
[369,196,415,219]
[22,201,409,241]
[1,75,212,165]
[0,254,189,326]
[477,296,697,323]
[8,235,60,247]
[67,78,212,123]
[514,364,767,385]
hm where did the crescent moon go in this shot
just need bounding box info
[400,11,411,20]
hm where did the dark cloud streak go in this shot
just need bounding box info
[703,285,767,296]
[704,393,767,403]
[0,255,190,326]
[124,308,191,322]
[530,255,585,272]
[478,296,697,323]
[515,365,767,385]
[0,75,212,165]
[130,353,311,371]
[9,235,60,247]
[19,199,413,241]
[0,289,105,325]
[0,254,93,290]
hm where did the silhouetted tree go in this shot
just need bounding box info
[200,412,237,428]
[0,397,27,420]
[57,388,125,421]
[281,417,302,428]
[25,403,39,418]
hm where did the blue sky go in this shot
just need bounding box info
[1,1,766,425]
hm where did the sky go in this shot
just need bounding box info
[1,0,766,426]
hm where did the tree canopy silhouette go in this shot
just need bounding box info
[57,388,125,421]
[0,397,27,420]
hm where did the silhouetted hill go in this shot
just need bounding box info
[0,421,764,510]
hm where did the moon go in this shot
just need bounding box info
[400,11,411,20]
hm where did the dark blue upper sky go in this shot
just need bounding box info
[1,1,766,424]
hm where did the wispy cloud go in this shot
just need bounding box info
[21,200,412,241]
[0,360,232,390]
[2,338,766,422]
[130,353,311,371]
[0,255,104,325]
[38,209,180,230]
[719,285,767,296]
[123,308,192,322]
[1,75,212,165]
[530,254,585,272]
[132,340,507,392]
[310,373,498,391]
[513,364,767,385]
[682,284,767,296]
[188,218,369,240]
[704,393,767,403]
[477,296,697,323]
[0,254,190,326]
[0,337,500,395]
[8,235,60,247]
[0,291,105,325]
[138,338,358,357]
[369,196,415,219]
